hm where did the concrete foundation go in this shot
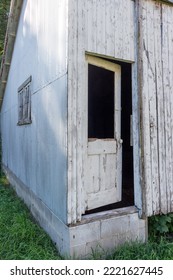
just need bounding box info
[3,165,147,259]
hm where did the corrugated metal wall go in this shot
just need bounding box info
[1,0,68,223]
[139,0,173,216]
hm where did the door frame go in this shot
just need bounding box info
[67,51,143,224]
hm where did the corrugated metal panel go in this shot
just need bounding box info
[139,0,173,216]
[1,0,68,223]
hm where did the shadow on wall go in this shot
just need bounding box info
[1,0,68,223]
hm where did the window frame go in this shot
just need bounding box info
[17,76,32,126]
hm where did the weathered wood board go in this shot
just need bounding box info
[139,0,173,216]
[67,0,135,223]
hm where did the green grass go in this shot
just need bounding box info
[0,175,62,260]
[108,238,173,260]
[88,237,173,260]
[0,174,173,260]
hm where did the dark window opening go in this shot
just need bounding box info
[88,65,114,139]
[85,58,134,215]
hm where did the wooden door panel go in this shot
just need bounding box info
[85,56,122,211]
[88,139,117,155]
[86,149,122,210]
[87,154,100,194]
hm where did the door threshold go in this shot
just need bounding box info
[79,206,138,226]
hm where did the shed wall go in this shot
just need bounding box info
[1,0,68,223]
[67,0,135,224]
[139,0,173,216]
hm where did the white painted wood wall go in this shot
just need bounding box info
[138,0,173,216]
[67,0,135,224]
[67,0,173,222]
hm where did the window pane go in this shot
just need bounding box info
[17,77,32,125]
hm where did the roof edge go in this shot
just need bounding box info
[0,0,23,109]
[160,0,173,5]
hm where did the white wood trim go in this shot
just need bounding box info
[132,0,143,217]
[114,64,122,202]
[76,0,87,219]
[67,0,78,225]
[86,54,121,73]
[162,4,171,213]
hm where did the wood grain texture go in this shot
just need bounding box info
[86,58,122,211]
[139,0,173,216]
[67,0,134,223]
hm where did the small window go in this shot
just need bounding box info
[17,76,32,125]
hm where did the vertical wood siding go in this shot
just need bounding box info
[85,0,135,61]
[139,0,173,216]
[67,0,135,224]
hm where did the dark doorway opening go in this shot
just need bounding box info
[85,57,134,214]
[88,64,114,139]
[120,61,134,208]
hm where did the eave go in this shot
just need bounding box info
[0,0,23,109]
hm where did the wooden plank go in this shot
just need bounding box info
[168,5,173,213]
[100,154,117,191]
[114,64,122,202]
[88,140,117,155]
[153,1,167,214]
[87,187,120,210]
[114,65,121,138]
[87,155,100,194]
[67,0,78,224]
[132,0,143,216]
[105,0,115,56]
[96,0,106,55]
[82,206,138,224]
[76,0,87,218]
[159,3,169,214]
[85,0,135,61]
[92,0,97,52]
[86,54,120,72]
[167,4,173,213]
[114,0,122,59]
[122,0,132,60]
[86,0,95,52]
[129,0,135,61]
[168,5,173,212]
[162,4,172,213]
[147,0,160,214]
[140,0,153,216]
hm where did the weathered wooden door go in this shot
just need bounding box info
[86,55,122,211]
